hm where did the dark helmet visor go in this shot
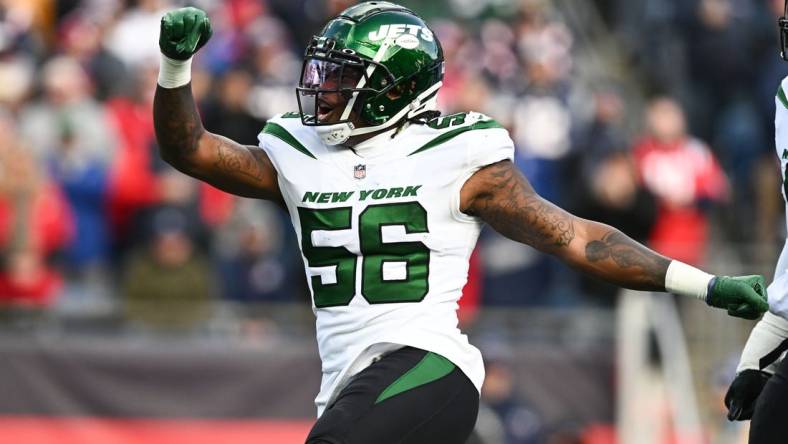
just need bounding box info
[300,59,363,90]
[297,58,367,125]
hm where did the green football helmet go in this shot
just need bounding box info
[296,1,444,145]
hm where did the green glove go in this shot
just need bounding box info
[159,7,212,60]
[707,275,769,320]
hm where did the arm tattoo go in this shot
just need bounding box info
[153,85,280,200]
[153,85,203,159]
[473,162,575,251]
[214,136,268,181]
[470,161,669,291]
[585,230,670,289]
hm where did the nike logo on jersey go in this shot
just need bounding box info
[302,186,422,203]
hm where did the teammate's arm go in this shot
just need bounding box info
[153,7,282,202]
[461,159,768,319]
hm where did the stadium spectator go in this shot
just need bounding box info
[0,0,47,57]
[633,97,728,265]
[104,0,169,68]
[510,56,576,204]
[214,199,302,303]
[17,54,115,298]
[21,57,117,284]
[202,67,266,146]
[122,202,217,331]
[58,11,128,100]
[0,112,72,307]
[570,85,630,182]
[685,0,762,139]
[44,115,114,308]
[105,62,163,248]
[481,357,545,444]
[246,15,305,118]
[0,55,34,110]
[19,56,116,165]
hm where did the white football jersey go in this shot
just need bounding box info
[258,111,514,415]
[767,76,788,320]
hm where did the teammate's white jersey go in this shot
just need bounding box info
[258,111,514,415]
[767,76,788,320]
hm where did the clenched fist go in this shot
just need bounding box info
[159,7,212,60]
[707,275,769,320]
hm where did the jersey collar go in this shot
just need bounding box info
[347,127,399,158]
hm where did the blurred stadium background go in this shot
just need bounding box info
[0,0,784,443]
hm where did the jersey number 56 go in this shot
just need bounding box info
[298,202,430,308]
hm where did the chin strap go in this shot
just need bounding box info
[316,122,356,145]
[316,81,443,146]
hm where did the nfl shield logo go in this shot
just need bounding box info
[354,164,366,180]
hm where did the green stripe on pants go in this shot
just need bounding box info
[375,352,456,404]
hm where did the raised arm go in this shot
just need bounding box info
[153,7,282,202]
[154,85,281,201]
[461,159,768,318]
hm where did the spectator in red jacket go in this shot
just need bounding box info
[632,97,728,265]
[0,112,73,307]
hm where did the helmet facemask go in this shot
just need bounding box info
[296,38,399,144]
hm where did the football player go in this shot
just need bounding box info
[154,3,768,443]
[724,2,788,442]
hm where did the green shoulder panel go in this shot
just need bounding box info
[409,113,505,156]
[260,114,316,159]
[778,85,788,110]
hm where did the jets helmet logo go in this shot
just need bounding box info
[368,24,434,45]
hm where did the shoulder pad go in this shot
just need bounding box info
[410,112,505,156]
[259,112,318,160]
[425,112,500,130]
[779,79,788,111]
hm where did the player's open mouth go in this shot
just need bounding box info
[317,100,336,121]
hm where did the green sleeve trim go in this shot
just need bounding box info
[260,122,316,159]
[778,85,788,110]
[375,352,455,404]
[409,119,505,156]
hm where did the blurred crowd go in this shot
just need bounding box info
[0,0,784,335]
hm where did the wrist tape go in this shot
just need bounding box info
[665,260,714,301]
[158,54,192,89]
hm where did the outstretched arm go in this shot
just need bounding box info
[153,7,282,202]
[461,160,768,318]
[461,159,668,290]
